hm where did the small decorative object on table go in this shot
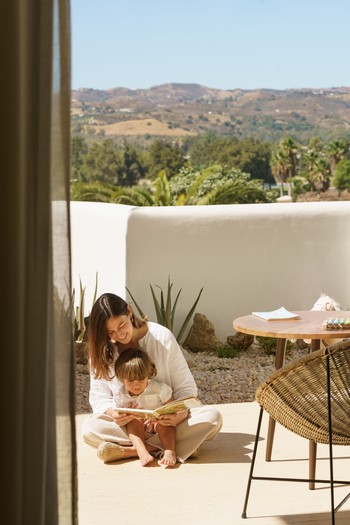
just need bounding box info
[323,317,350,330]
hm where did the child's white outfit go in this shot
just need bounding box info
[113,379,172,410]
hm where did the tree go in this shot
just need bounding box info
[147,140,186,179]
[271,149,290,196]
[188,135,274,184]
[271,137,300,196]
[279,137,299,178]
[187,133,219,167]
[307,158,331,191]
[80,139,122,184]
[70,181,117,202]
[171,164,272,205]
[197,179,270,205]
[153,171,172,206]
[168,166,200,202]
[70,165,273,206]
[113,187,154,206]
[302,148,331,191]
[333,159,350,190]
[325,139,349,175]
[118,141,145,186]
[71,136,88,181]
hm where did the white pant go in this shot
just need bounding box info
[82,406,223,462]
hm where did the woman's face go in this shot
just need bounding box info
[106,313,133,344]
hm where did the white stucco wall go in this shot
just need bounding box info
[70,201,350,342]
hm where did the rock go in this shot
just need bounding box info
[75,341,89,366]
[180,346,197,367]
[276,195,293,203]
[183,313,223,352]
[295,338,310,350]
[227,331,254,350]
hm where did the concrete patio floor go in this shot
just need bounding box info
[76,402,350,525]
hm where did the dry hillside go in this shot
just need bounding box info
[71,83,350,143]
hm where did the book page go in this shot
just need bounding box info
[114,396,202,419]
[153,396,202,417]
[113,406,156,418]
[252,307,300,321]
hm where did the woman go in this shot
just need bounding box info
[82,293,223,463]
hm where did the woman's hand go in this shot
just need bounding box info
[157,409,189,427]
[107,408,135,426]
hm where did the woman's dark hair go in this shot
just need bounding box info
[88,293,146,380]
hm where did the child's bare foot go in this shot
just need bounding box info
[158,450,177,467]
[139,451,155,466]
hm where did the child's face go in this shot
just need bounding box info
[124,377,148,396]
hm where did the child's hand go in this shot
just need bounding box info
[144,418,157,433]
[157,409,188,427]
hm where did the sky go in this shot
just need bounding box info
[71,0,350,92]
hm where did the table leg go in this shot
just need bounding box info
[311,339,320,352]
[309,339,320,489]
[265,338,287,461]
[309,440,317,490]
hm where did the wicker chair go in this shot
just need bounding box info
[242,339,350,524]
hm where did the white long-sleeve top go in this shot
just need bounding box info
[89,322,198,415]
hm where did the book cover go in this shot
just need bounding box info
[252,307,300,321]
[114,396,202,419]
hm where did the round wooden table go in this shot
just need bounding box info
[234,309,350,341]
[233,310,350,487]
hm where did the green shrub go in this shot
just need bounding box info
[256,335,292,355]
[215,346,240,359]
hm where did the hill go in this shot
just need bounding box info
[71,83,350,143]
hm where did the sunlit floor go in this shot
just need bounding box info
[76,402,350,525]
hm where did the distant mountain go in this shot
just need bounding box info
[71,83,350,143]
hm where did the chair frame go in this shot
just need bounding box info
[241,344,350,524]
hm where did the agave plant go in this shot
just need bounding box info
[72,272,99,342]
[126,276,204,344]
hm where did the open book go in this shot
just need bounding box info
[114,396,202,419]
[252,307,300,321]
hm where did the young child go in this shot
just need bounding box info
[114,348,177,467]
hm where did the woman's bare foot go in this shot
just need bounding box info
[158,449,177,467]
[139,451,155,466]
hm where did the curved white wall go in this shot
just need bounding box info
[70,201,350,342]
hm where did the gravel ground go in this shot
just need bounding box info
[75,341,309,414]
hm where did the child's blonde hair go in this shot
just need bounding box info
[115,348,157,382]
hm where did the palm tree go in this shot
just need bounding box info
[302,148,331,192]
[153,171,173,206]
[113,187,154,206]
[325,139,349,176]
[271,149,290,196]
[303,148,319,173]
[271,138,299,196]
[70,181,117,202]
[196,180,270,205]
[308,158,331,191]
[280,137,299,178]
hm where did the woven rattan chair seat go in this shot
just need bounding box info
[256,339,350,445]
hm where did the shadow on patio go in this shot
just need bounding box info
[76,402,350,525]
